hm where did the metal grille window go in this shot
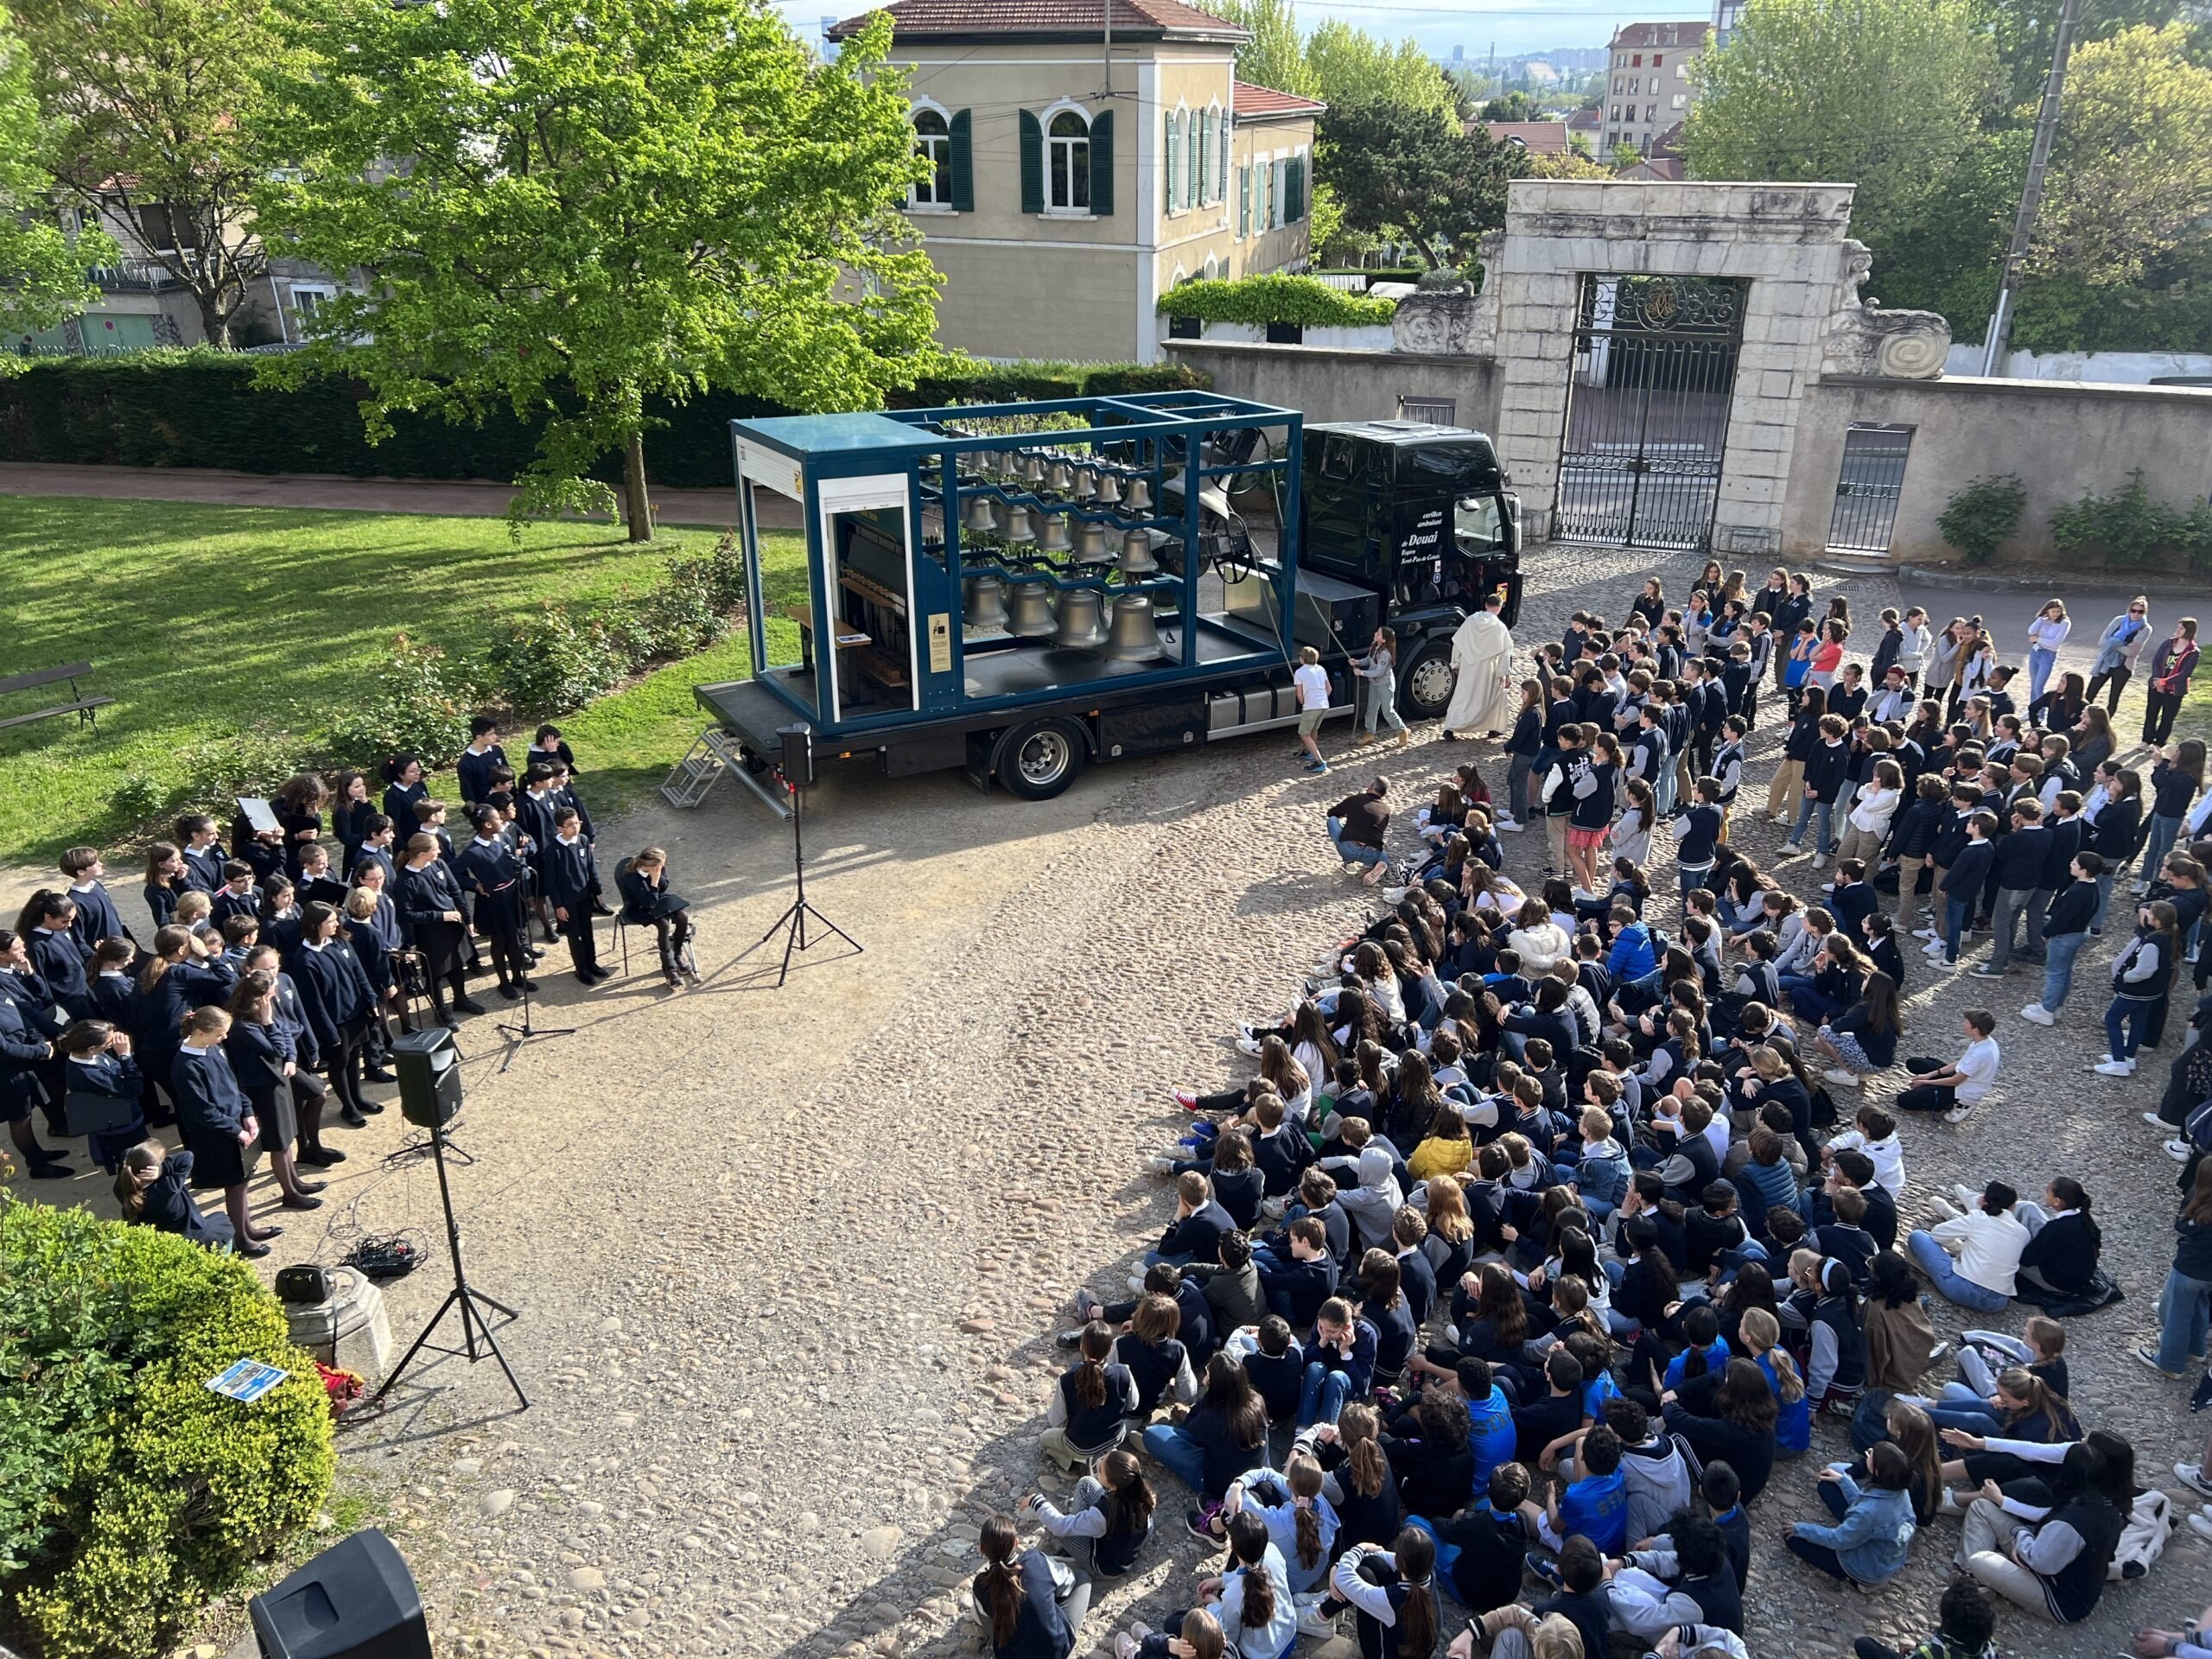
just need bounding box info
[1399,396,1456,424]
[1554,272,1748,550]
[1827,423,1915,554]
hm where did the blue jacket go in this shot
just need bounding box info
[1792,1472,1915,1583]
[1991,823,2051,891]
[1606,924,1656,982]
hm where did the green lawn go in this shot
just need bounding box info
[0,496,806,865]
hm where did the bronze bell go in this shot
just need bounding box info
[961,493,996,535]
[1071,520,1110,563]
[1116,527,1160,575]
[991,495,1017,536]
[1020,452,1047,485]
[1038,511,1072,553]
[1046,459,1073,493]
[1122,476,1153,514]
[1003,503,1036,544]
[1006,578,1058,638]
[1102,593,1165,661]
[963,572,1010,632]
[1071,466,1096,500]
[1052,586,1108,649]
[1092,468,1122,505]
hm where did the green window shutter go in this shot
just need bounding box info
[949,110,974,212]
[1185,116,1197,210]
[1088,110,1113,216]
[1287,156,1304,223]
[1163,111,1175,211]
[1018,110,1043,214]
[1237,165,1249,237]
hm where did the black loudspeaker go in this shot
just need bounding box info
[391,1028,461,1128]
[251,1528,432,1659]
[778,721,815,789]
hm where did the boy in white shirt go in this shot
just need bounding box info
[1823,1103,1904,1196]
[1893,1008,2000,1126]
[1294,645,1332,776]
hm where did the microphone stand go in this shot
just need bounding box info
[743,771,861,988]
[494,859,573,1073]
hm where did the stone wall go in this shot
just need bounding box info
[1488,180,1863,556]
[1162,340,1503,430]
[1780,373,2212,566]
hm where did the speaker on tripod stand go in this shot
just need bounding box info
[779,722,815,789]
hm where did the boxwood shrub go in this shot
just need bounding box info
[1157,274,1397,328]
[0,1197,336,1659]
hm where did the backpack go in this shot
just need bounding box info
[2109,1487,2173,1580]
[2187,1094,2212,1155]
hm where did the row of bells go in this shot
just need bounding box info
[958,493,1160,573]
[968,450,1154,513]
[963,573,1166,659]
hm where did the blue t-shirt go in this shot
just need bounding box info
[1469,1389,1517,1484]
[1663,1338,1732,1392]
[1580,1365,1624,1424]
[1559,1468,1629,1555]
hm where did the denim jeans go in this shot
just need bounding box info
[2040,930,2090,1010]
[1780,976,1843,1022]
[2153,1268,2212,1373]
[1943,894,1972,964]
[1327,818,1386,870]
[2026,646,2058,709]
[1141,1422,1210,1493]
[1298,1362,1352,1427]
[1906,1229,2012,1313]
[2105,995,2153,1061]
[1788,796,1836,854]
[1507,753,1535,823]
[1364,677,1408,737]
[2142,812,2183,885]
[2093,870,2117,931]
[1680,862,1715,901]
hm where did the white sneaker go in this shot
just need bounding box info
[1236,1036,1263,1057]
[1295,1607,1341,1639]
[2190,1513,2212,1544]
[2168,1139,2195,1163]
[1913,927,1939,941]
[1148,1156,1177,1175]
[1381,887,1410,904]
[1927,1192,1962,1220]
[1812,854,1828,870]
[1495,817,1523,833]
[2177,1462,2212,1500]
[2018,1003,2055,1026]
[1943,1103,1974,1124]
[1822,1068,1860,1088]
[2094,1058,2137,1077]
[2144,1111,2172,1128]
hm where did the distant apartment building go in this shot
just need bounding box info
[1602,20,1710,158]
[826,0,1322,365]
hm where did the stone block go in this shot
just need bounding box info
[1758,369,1797,401]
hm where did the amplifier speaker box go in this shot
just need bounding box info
[391,1029,461,1128]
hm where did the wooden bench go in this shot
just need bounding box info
[0,662,113,734]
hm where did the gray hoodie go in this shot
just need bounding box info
[1333,1146,1405,1252]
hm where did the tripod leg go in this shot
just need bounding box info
[797,903,864,955]
[373,1285,465,1401]
[466,1294,531,1409]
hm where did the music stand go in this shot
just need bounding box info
[747,772,861,988]
[372,1118,527,1410]
[495,864,572,1073]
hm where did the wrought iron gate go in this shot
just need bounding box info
[1827,423,1915,554]
[1554,273,1748,550]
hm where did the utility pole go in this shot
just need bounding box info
[1981,0,2080,376]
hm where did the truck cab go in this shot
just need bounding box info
[1297,420,1521,719]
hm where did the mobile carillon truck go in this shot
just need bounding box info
[683,391,1520,806]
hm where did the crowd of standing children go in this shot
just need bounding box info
[976,565,2212,1659]
[0,721,702,1254]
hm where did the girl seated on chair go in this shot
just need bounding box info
[616,846,697,987]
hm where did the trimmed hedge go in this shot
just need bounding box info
[0,1196,336,1659]
[1158,273,1397,328]
[0,353,1211,487]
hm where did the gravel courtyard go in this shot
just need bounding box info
[16,540,2207,1659]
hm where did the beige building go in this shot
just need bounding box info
[826,0,1321,364]
[1602,21,1710,160]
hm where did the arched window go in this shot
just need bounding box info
[1203,254,1218,282]
[1049,110,1091,211]
[912,109,951,207]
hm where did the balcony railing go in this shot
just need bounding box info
[87,258,183,293]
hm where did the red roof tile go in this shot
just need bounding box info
[1234,79,1325,117]
[1474,120,1570,155]
[829,0,1248,42]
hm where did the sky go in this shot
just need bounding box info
[785,0,1696,63]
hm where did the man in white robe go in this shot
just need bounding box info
[1441,591,1517,740]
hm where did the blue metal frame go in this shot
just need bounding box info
[728,393,1305,739]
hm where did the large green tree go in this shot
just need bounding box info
[12,0,284,346]
[1213,0,1316,98]
[1982,0,2193,108]
[1315,99,1524,268]
[1682,0,1999,250]
[254,0,942,540]
[1305,20,1458,116]
[2032,23,2212,286]
[0,5,111,340]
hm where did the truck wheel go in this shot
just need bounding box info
[996,719,1085,801]
[1401,640,1456,721]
